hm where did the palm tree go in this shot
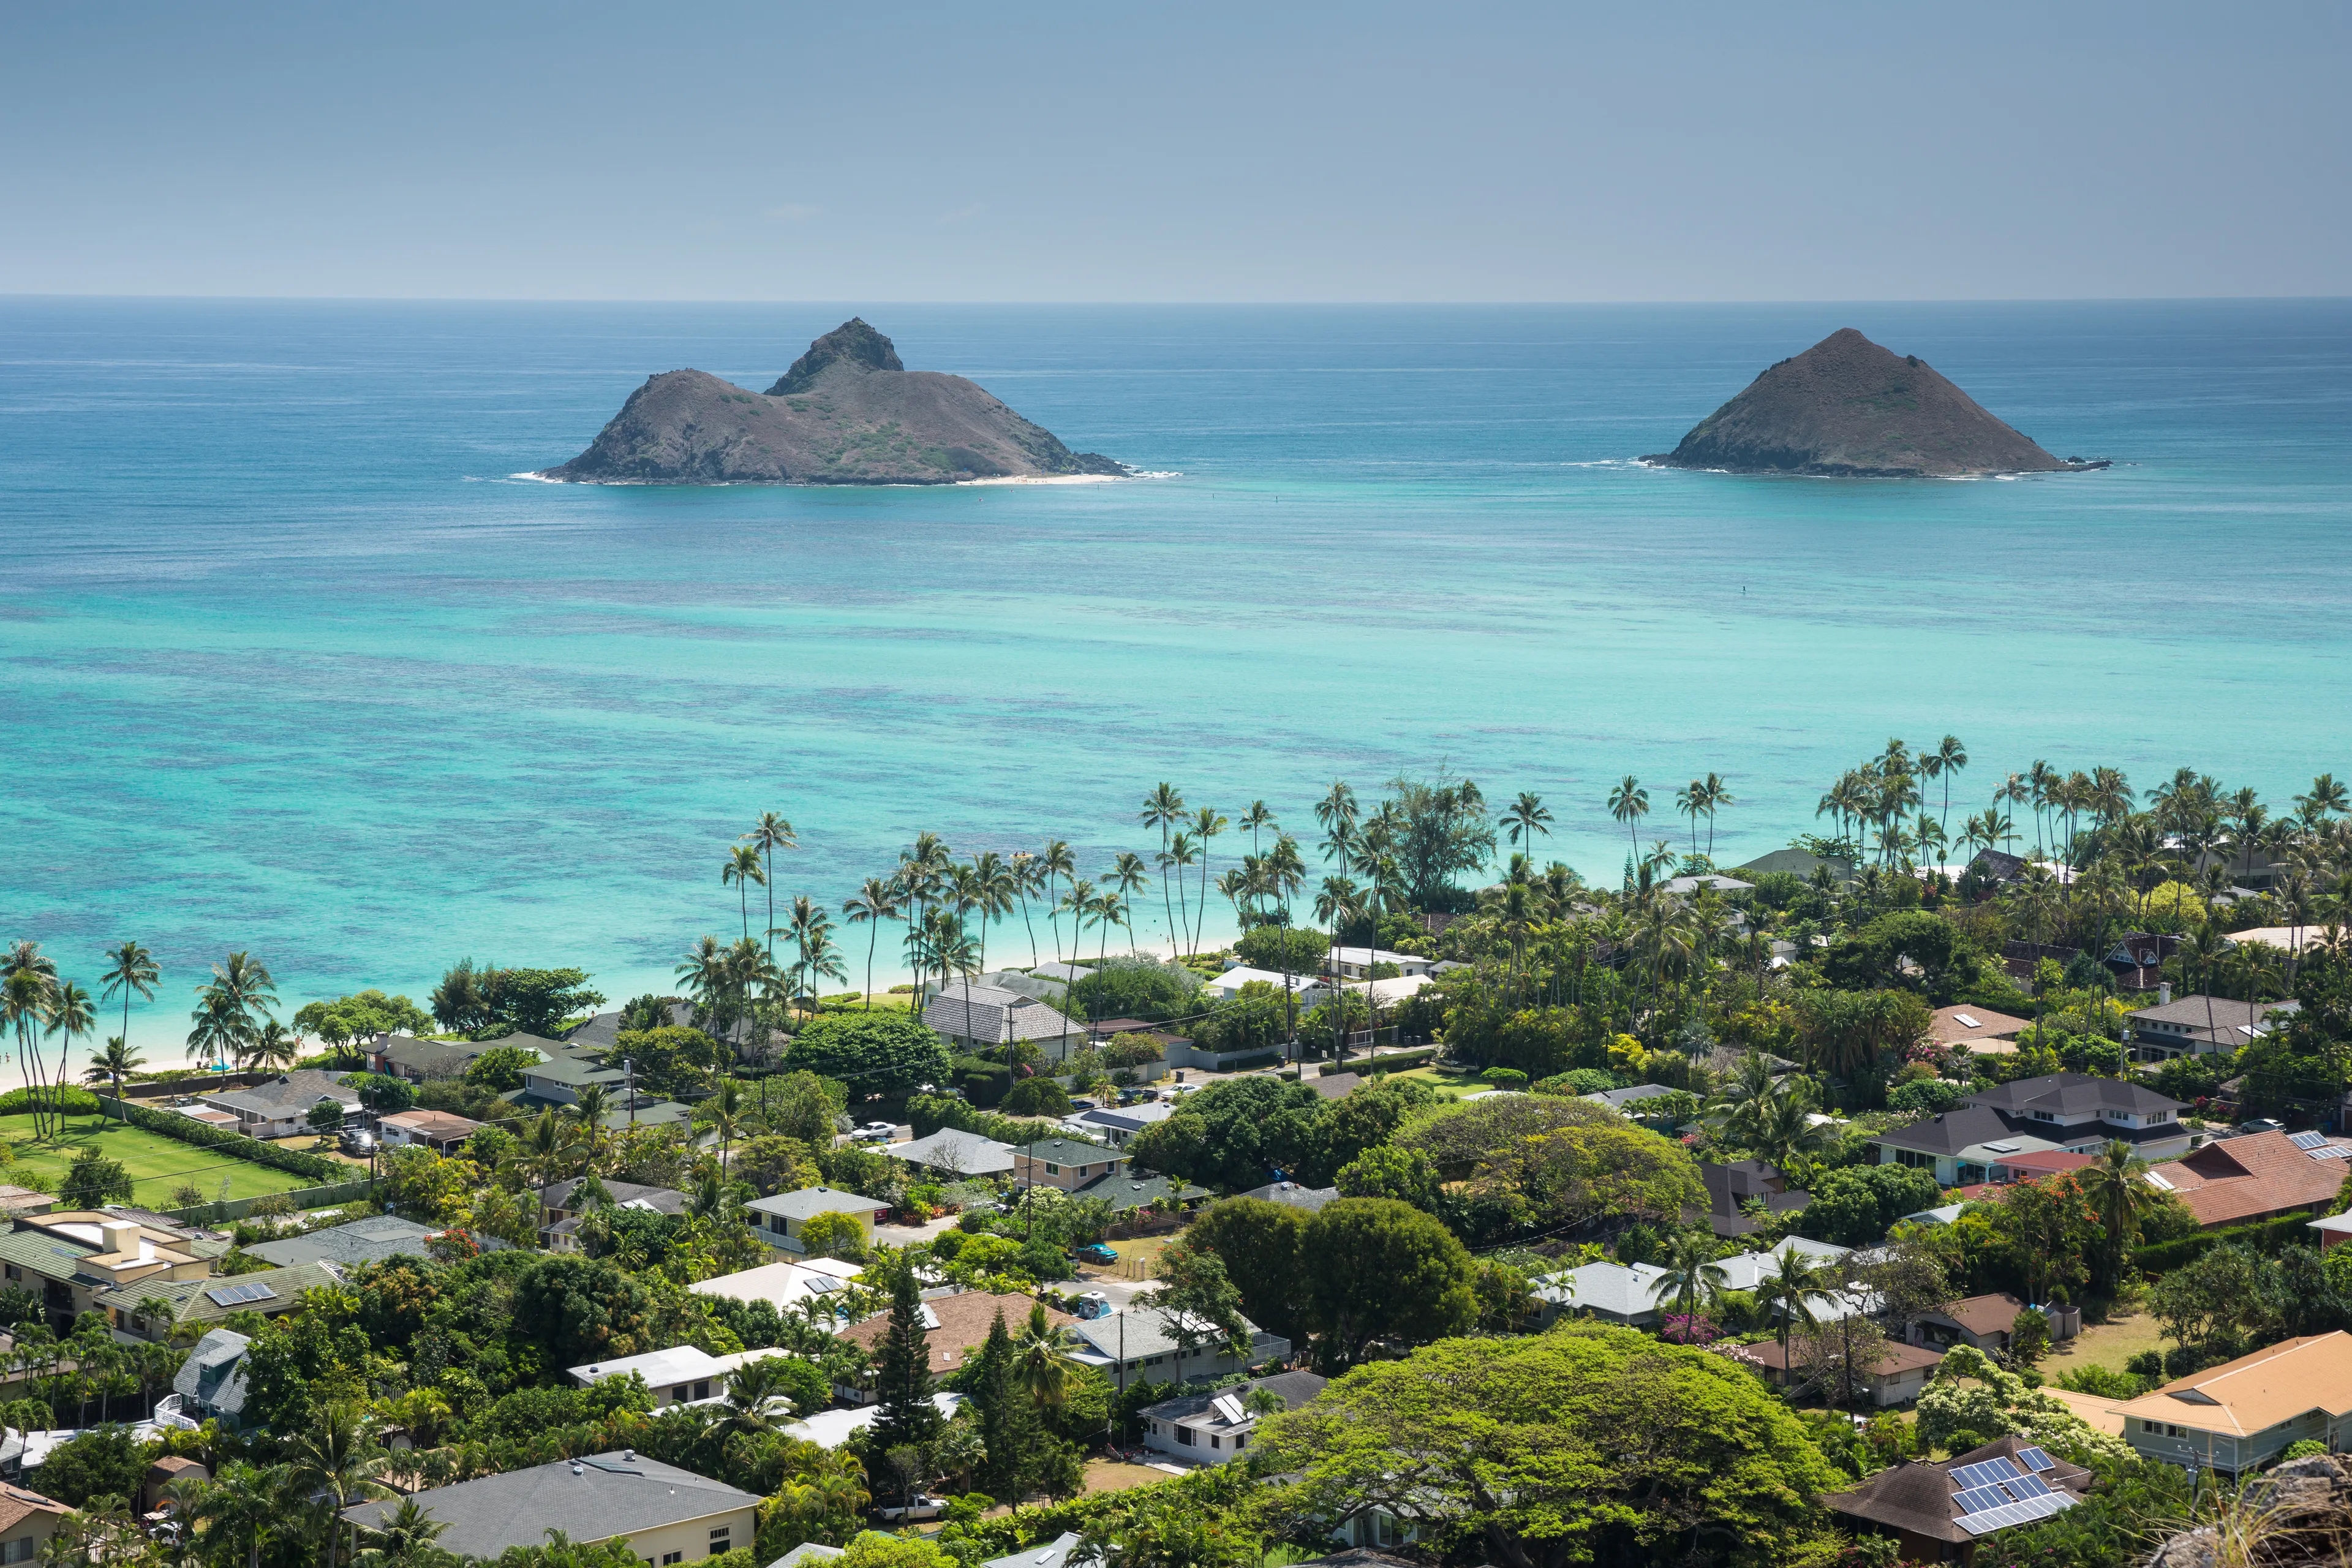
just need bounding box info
[1187,805,1227,958]
[970,851,1019,976]
[40,981,96,1142]
[1754,1245,1834,1383]
[195,1462,292,1568]
[354,1496,450,1566]
[1140,782,1188,949]
[718,1355,805,1436]
[1314,876,1368,1062]
[1698,772,1735,858]
[1,968,53,1138]
[2078,1140,2160,1291]
[742,811,799,961]
[842,878,905,1009]
[1608,774,1650,865]
[2295,773,2349,830]
[1038,840,1077,969]
[1648,1229,1730,1331]
[1922,734,1967,846]
[1109,853,1150,955]
[1674,778,1708,858]
[1009,853,1044,967]
[1011,1302,1089,1409]
[568,1082,616,1157]
[722,844,767,944]
[284,1400,391,1568]
[1503,791,1553,864]
[249,1018,300,1074]
[1238,801,1277,864]
[96,940,157,1078]
[83,1035,145,1121]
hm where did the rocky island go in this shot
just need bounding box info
[540,318,1126,485]
[1644,327,2105,478]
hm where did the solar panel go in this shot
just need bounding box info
[1953,1485,2010,1514]
[2006,1472,2053,1499]
[2015,1446,2056,1472]
[1951,1458,2024,1489]
[1212,1393,1247,1424]
[205,1281,279,1307]
[2292,1130,2328,1150]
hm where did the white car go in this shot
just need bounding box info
[876,1493,949,1522]
[852,1121,898,1142]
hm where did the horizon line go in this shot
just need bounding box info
[3,292,2349,308]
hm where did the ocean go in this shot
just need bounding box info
[4,298,2349,1046]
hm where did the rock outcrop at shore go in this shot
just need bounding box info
[1643,328,2103,478]
[541,319,1127,485]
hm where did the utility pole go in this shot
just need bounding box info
[624,1056,636,1128]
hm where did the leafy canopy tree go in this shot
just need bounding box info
[612,1024,725,1097]
[785,1012,954,1101]
[59,1145,135,1207]
[1254,1322,1842,1568]
[462,1045,543,1092]
[1300,1197,1477,1370]
[1126,1076,1332,1190]
[1796,1164,1945,1246]
[1394,1093,1615,1181]
[509,1254,662,1371]
[1177,1197,1313,1346]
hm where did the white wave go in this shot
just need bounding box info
[958,473,1125,487]
[506,470,566,484]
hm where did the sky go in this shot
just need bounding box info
[4,1,2348,302]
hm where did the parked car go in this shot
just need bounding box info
[876,1493,949,1522]
[1072,1290,1113,1319]
[339,1128,378,1155]
[2235,1118,2287,1137]
[1071,1242,1118,1266]
[853,1121,899,1143]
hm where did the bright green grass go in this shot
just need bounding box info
[1384,1065,1494,1101]
[0,1112,319,1208]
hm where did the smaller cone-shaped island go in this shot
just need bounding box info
[1643,327,2105,478]
[540,318,1127,484]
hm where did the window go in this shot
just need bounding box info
[1176,1427,1195,1446]
[1045,1163,1060,1175]
[1210,1435,1221,1449]
[663,1555,684,1566]
[673,1385,691,1402]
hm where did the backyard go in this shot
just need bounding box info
[0,1112,321,1209]
[1384,1065,1496,1101]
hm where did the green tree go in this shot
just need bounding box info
[1127,1076,1330,1190]
[785,1012,954,1100]
[462,1045,543,1092]
[733,1134,821,1197]
[2075,1141,2163,1292]
[1648,1227,1730,1324]
[80,1035,145,1121]
[59,1145,134,1207]
[509,1254,660,1370]
[1254,1323,1841,1568]
[1300,1197,1476,1369]
[287,1400,394,1568]
[1334,1144,1442,1210]
[1151,1242,1251,1361]
[871,1267,941,1453]
[1179,1197,1313,1346]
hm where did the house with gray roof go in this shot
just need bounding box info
[2128,994,2299,1061]
[745,1187,891,1255]
[1868,1072,2193,1183]
[1068,1305,1289,1384]
[980,1533,1087,1568]
[100,1260,348,1341]
[246,1215,439,1269]
[1241,1180,1340,1213]
[1864,1106,2066,1188]
[1062,1102,1175,1149]
[192,1070,364,1139]
[1137,1369,1327,1464]
[924,989,1088,1060]
[343,1451,760,1562]
[565,1003,693,1053]
[1532,1261,1671,1327]
[888,1127,1017,1178]
[366,1035,495,1082]
[167,1329,252,1427]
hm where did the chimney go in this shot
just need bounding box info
[97,1220,139,1256]
[138,1238,154,1263]
[2160,981,2172,1005]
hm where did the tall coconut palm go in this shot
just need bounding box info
[568,1082,616,1156]
[742,812,799,962]
[1139,783,1188,949]
[96,941,157,1077]
[842,878,905,1009]
[1648,1229,1730,1330]
[1503,791,1553,865]
[196,1461,293,1568]
[1314,876,1368,1060]
[1922,734,1968,846]
[970,852,1020,977]
[284,1400,391,1568]
[675,935,731,1030]
[1698,772,1735,858]
[1754,1245,1834,1382]
[1009,853,1044,967]
[1607,774,1650,864]
[1108,854,1150,956]
[2078,1139,2161,1292]
[1188,805,1227,958]
[1674,778,1708,859]
[1238,801,1277,864]
[40,981,96,1141]
[792,907,848,1017]
[722,845,767,944]
[248,1019,301,1074]
[1011,1302,1089,1409]
[83,1035,145,1121]
[2,968,55,1133]
[1163,834,1199,958]
[1038,840,1077,969]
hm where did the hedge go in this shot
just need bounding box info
[94,1095,345,1182]
[950,1054,1013,1107]
[1336,1047,1441,1074]
[0,1088,102,1117]
[2133,1208,2318,1274]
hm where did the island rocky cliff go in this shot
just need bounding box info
[1644,328,2103,478]
[541,318,1126,485]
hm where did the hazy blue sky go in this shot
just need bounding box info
[6,1,2346,301]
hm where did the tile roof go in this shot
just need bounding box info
[1139,1369,1327,1426]
[839,1291,1070,1376]
[200,1069,363,1114]
[540,1178,685,1215]
[247,1215,440,1268]
[888,1128,1017,1175]
[1967,1073,2185,1119]
[1929,1292,2030,1338]
[342,1452,758,1559]
[1929,1005,2034,1046]
[1824,1436,2092,1545]
[2113,1332,2352,1438]
[0,1483,69,1537]
[1733,1338,1943,1376]
[2155,1129,2352,1227]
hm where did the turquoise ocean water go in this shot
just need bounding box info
[4,299,2350,1045]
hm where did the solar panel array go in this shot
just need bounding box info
[1955,1490,2076,1536]
[1950,1450,2079,1536]
[2016,1446,2056,1472]
[1953,1485,2009,1515]
[2291,1130,2328,1150]
[2312,1145,2352,1161]
[1950,1457,2024,1490]
[205,1281,279,1307]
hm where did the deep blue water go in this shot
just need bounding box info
[3,299,2349,1044]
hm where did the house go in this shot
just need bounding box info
[1581,1084,1689,1128]
[2147,1128,2352,1228]
[0,1188,53,1219]
[1240,1181,1341,1213]
[1823,1434,2093,1562]
[979,1532,1086,1568]
[1086,1174,1215,1219]
[786,1395,967,1452]
[1014,1137,1125,1192]
[1321,948,1435,981]
[142,1455,208,1514]
[514,1054,630,1108]
[247,1215,440,1269]
[1687,1160,1811,1239]
[744,1187,890,1256]
[375,1109,484,1154]
[1869,1075,2192,1185]
[689,1258,863,1319]
[2307,1212,2352,1252]
[1730,1339,1943,1407]
[1068,1305,1291,1385]
[568,1345,734,1409]
[100,1261,347,1343]
[342,1452,760,1563]
[1713,1237,1850,1293]
[887,1127,1017,1177]
[0,1484,72,1563]
[164,1329,253,1428]
[2114,1332,2352,1476]
[837,1291,1072,1399]
[1532,1261,1670,1327]
[1660,873,1754,896]
[1339,973,1434,1010]
[1061,1102,1175,1150]
[1948,1148,2095,1201]
[2105,932,2180,990]
[563,1002,693,1053]
[2001,941,2082,982]
[1137,1370,1326,1463]
[2127,993,2299,1061]
[1967,849,2034,888]
[540,1177,686,1227]
[1736,848,1856,884]
[1928,1006,2033,1054]
[366,1035,496,1082]
[1909,1294,2032,1355]
[924,985,1088,1060]
[0,1210,216,1330]
[1200,965,1329,1008]
[192,1070,364,1139]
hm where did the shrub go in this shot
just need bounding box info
[0,1087,101,1117]
[1480,1067,1529,1090]
[1234,925,1330,976]
[1066,958,1205,1024]
[1534,1068,1618,1097]
[1888,1079,1968,1115]
[1001,1078,1071,1118]
[2283,1439,2329,1461]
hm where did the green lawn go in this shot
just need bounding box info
[0,1112,321,1210]
[1384,1065,1494,1101]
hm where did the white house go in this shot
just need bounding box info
[1200,966,1328,1007]
[1136,1370,1326,1464]
[1321,947,1436,981]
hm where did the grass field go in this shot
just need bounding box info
[0,1112,320,1209]
[2041,1305,2171,1376]
[1386,1065,1494,1101]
